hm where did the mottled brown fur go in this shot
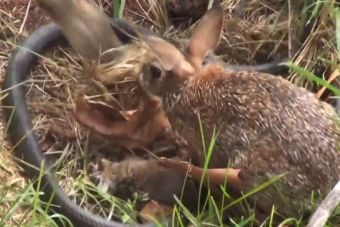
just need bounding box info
[161,68,340,217]
[139,6,340,219]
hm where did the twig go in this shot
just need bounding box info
[19,0,31,34]
[307,181,340,227]
[316,69,339,99]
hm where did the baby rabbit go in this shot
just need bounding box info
[90,157,199,210]
[137,6,340,219]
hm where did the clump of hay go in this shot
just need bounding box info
[85,41,151,109]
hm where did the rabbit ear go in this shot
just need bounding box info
[187,6,224,67]
[36,0,122,63]
[143,35,195,79]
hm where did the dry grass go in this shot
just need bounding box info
[0,1,48,225]
[0,0,339,226]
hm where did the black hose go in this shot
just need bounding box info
[3,21,156,227]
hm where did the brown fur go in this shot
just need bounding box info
[139,5,340,219]
[161,67,340,217]
[35,0,122,62]
[73,92,170,149]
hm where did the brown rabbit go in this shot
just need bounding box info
[137,6,340,220]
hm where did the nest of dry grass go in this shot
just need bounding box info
[0,0,339,224]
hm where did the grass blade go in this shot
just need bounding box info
[286,62,340,96]
[335,7,340,58]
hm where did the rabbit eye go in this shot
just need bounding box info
[149,64,162,80]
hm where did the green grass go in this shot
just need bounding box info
[112,0,126,18]
[286,62,340,96]
[335,7,340,57]
[0,173,69,227]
